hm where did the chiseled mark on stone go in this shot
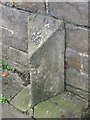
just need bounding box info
[31,30,43,46]
[29,29,65,106]
[28,14,63,58]
[0,26,14,34]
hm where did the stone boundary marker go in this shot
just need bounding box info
[0,1,89,118]
[1,1,89,104]
[28,14,65,107]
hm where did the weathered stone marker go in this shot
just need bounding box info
[28,14,65,107]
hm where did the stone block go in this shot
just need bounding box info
[66,48,88,74]
[11,85,32,112]
[66,68,88,92]
[28,14,65,106]
[66,24,88,54]
[1,1,46,14]
[66,48,81,72]
[1,5,29,52]
[49,2,88,26]
[2,59,29,73]
[2,104,32,118]
[7,46,18,62]
[66,85,89,100]
[34,92,88,118]
[2,71,23,100]
[2,44,28,68]
[14,2,46,14]
[17,49,28,67]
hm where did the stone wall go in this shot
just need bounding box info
[0,1,89,106]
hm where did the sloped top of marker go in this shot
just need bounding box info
[28,14,64,58]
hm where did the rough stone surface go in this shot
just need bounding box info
[66,23,89,98]
[0,1,14,7]
[2,44,28,67]
[66,24,88,54]
[11,85,32,112]
[14,2,46,14]
[0,2,89,119]
[28,14,64,58]
[28,14,65,106]
[2,71,23,100]
[1,1,46,14]
[2,59,29,73]
[66,85,89,100]
[49,2,88,26]
[1,5,29,52]
[34,92,88,118]
[66,48,88,74]
[66,68,88,92]
[2,104,31,118]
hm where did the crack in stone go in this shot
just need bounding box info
[9,88,23,102]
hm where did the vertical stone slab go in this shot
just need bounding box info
[28,14,65,106]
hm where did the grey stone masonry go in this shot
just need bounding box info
[14,2,46,14]
[1,2,88,26]
[1,5,29,53]
[66,24,88,54]
[1,1,46,14]
[2,103,32,118]
[2,44,28,67]
[28,14,65,107]
[49,2,88,26]
[0,2,89,118]
[66,23,89,99]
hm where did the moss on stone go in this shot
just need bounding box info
[34,92,88,118]
[11,85,31,112]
